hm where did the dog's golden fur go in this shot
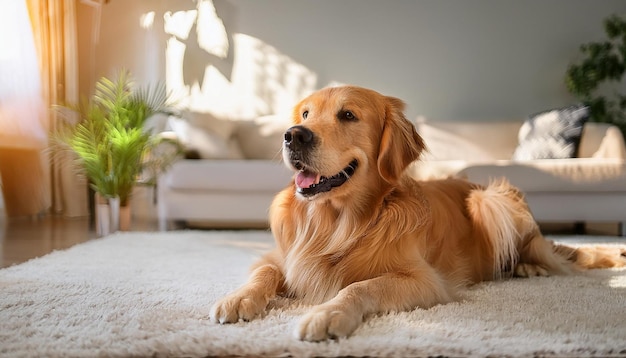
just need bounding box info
[211,86,626,341]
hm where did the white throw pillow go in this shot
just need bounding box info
[235,114,291,160]
[168,112,244,159]
[416,121,496,162]
[512,104,589,160]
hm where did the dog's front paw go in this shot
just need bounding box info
[514,263,549,277]
[210,291,267,324]
[296,304,362,341]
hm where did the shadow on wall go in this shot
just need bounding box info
[157,0,319,119]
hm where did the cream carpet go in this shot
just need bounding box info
[1,230,625,358]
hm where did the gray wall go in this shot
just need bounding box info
[86,0,626,121]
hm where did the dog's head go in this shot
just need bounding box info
[283,86,425,200]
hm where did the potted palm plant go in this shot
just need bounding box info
[57,70,182,234]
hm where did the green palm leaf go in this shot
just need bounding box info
[54,69,181,207]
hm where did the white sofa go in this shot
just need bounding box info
[409,119,626,233]
[157,109,626,234]
[157,113,293,230]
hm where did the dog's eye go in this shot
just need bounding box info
[302,111,308,120]
[338,110,357,122]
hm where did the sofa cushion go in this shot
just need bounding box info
[457,158,626,192]
[415,119,522,161]
[163,159,293,192]
[168,112,245,160]
[408,160,471,181]
[512,104,589,160]
[235,114,291,160]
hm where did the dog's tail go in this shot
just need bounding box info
[466,179,572,278]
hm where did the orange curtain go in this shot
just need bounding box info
[26,0,88,217]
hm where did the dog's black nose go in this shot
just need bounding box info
[284,126,314,149]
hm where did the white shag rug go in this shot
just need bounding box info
[1,230,625,358]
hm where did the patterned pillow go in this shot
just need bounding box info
[512,104,589,160]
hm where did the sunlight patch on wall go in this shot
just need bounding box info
[189,65,237,114]
[229,33,317,118]
[163,1,233,114]
[163,1,228,58]
[196,0,228,59]
[162,0,317,119]
[163,8,196,40]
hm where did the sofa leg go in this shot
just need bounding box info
[573,221,586,235]
[619,222,626,237]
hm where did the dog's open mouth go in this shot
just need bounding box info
[294,159,358,197]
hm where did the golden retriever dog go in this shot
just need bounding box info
[210,86,626,341]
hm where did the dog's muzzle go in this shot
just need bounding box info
[283,125,358,197]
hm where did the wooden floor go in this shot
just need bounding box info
[0,214,159,268]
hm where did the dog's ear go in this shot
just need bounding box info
[377,96,425,184]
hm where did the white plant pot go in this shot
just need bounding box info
[109,196,120,233]
[95,194,111,237]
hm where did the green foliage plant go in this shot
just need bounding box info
[57,70,181,206]
[565,14,626,138]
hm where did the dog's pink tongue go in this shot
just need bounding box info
[296,171,319,188]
